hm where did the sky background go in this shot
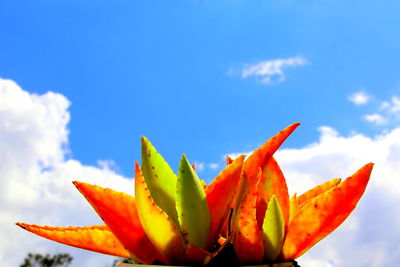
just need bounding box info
[1,1,400,266]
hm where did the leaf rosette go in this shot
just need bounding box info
[17,123,373,266]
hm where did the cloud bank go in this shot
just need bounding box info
[0,78,132,267]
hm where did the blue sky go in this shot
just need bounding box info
[2,0,400,179]
[1,1,400,266]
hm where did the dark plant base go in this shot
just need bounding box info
[116,261,299,267]
[116,243,300,267]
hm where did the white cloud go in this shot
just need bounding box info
[363,113,387,125]
[0,78,132,267]
[192,161,221,172]
[241,56,308,84]
[96,159,120,172]
[381,96,400,114]
[193,161,205,171]
[228,125,400,266]
[208,163,220,170]
[351,93,400,125]
[348,91,371,105]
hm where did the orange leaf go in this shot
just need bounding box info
[244,123,300,181]
[16,223,129,258]
[206,155,245,248]
[281,163,374,260]
[256,157,290,232]
[297,178,341,207]
[73,181,166,264]
[134,162,185,263]
[233,169,264,264]
[288,194,299,224]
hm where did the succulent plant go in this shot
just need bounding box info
[17,123,373,266]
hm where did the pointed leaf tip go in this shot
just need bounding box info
[17,223,130,258]
[73,180,165,264]
[244,123,300,181]
[177,154,210,249]
[262,195,285,261]
[282,163,373,259]
[141,137,178,224]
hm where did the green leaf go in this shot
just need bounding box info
[141,136,178,224]
[262,195,285,261]
[176,154,210,249]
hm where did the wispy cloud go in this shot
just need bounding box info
[347,91,400,126]
[348,91,371,105]
[208,163,220,170]
[363,113,387,125]
[193,161,205,172]
[192,161,220,172]
[240,56,308,84]
[381,96,400,114]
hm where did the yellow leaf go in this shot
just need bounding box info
[134,162,185,263]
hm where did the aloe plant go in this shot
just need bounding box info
[17,123,373,266]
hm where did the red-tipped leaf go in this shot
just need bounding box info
[206,155,245,248]
[73,181,166,264]
[244,123,300,181]
[16,223,130,258]
[282,163,374,259]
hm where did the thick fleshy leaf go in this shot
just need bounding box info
[134,162,185,263]
[297,178,341,207]
[256,157,290,231]
[262,195,285,261]
[230,172,250,236]
[233,170,264,264]
[289,194,298,224]
[244,123,300,181]
[206,155,245,248]
[16,223,129,258]
[281,163,374,260]
[176,154,210,249]
[141,137,178,224]
[73,181,166,264]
